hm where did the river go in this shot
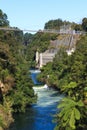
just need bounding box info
[9,70,63,130]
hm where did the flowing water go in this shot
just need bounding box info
[30,69,41,85]
[9,70,63,130]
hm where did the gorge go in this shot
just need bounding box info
[9,70,63,130]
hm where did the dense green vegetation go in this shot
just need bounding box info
[0,9,36,129]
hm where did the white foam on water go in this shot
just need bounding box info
[33,86,63,107]
[30,69,41,73]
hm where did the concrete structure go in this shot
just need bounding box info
[39,52,56,68]
[36,50,56,68]
[35,25,80,68]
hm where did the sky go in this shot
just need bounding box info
[0,0,87,32]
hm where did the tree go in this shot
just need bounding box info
[73,24,82,31]
[23,33,33,46]
[0,9,9,27]
[7,62,37,113]
[44,19,63,30]
[82,17,87,31]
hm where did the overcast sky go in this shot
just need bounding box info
[0,0,87,31]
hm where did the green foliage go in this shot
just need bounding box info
[0,9,36,115]
[73,24,82,31]
[10,64,36,113]
[23,33,33,46]
[0,9,9,27]
[0,69,9,81]
[55,35,87,130]
[0,98,13,128]
[82,17,87,31]
[0,116,4,128]
[44,19,63,29]
[55,98,84,130]
[61,82,77,97]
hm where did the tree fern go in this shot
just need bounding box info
[56,97,84,130]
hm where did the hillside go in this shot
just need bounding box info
[0,10,36,130]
